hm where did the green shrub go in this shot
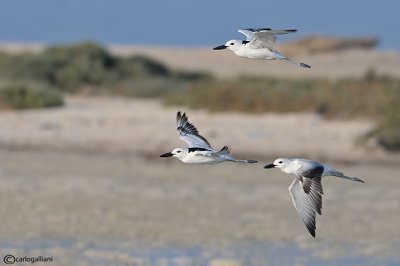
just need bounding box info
[0,84,64,109]
[0,43,177,92]
[0,42,214,97]
[5,42,121,91]
[374,100,400,151]
[119,55,170,78]
[172,70,215,81]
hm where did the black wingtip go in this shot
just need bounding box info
[177,111,188,125]
[354,177,366,183]
[243,27,272,32]
[306,224,316,237]
[177,111,183,120]
[221,145,229,150]
[218,146,231,153]
[177,111,187,116]
[300,63,311,68]
[305,223,316,237]
[288,29,298,32]
[303,219,317,237]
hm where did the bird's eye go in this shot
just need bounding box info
[177,150,181,153]
[279,161,283,164]
[230,42,234,45]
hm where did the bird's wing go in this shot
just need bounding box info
[211,145,230,156]
[260,29,297,35]
[300,165,324,196]
[242,28,297,50]
[176,111,213,149]
[238,29,259,41]
[288,174,323,238]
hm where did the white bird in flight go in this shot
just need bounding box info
[214,28,311,68]
[160,111,257,165]
[264,158,364,237]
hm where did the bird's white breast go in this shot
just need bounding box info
[283,160,303,175]
[235,45,275,59]
[180,151,224,165]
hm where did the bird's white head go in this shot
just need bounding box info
[264,158,293,171]
[213,40,242,52]
[160,148,188,161]
[225,40,242,52]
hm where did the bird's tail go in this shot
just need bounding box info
[227,157,258,164]
[272,51,311,68]
[330,171,365,183]
[215,146,257,163]
[283,58,311,68]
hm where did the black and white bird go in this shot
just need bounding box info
[264,158,365,237]
[213,28,311,68]
[160,112,257,165]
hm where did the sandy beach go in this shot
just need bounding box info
[0,42,399,266]
[0,149,399,266]
[0,96,398,164]
[0,97,399,265]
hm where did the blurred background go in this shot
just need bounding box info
[0,1,399,265]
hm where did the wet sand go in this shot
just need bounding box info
[0,149,399,265]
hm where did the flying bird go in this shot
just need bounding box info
[214,28,311,68]
[160,111,257,165]
[264,158,364,237]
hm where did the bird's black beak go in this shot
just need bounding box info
[213,45,227,50]
[160,152,173,157]
[264,163,275,169]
